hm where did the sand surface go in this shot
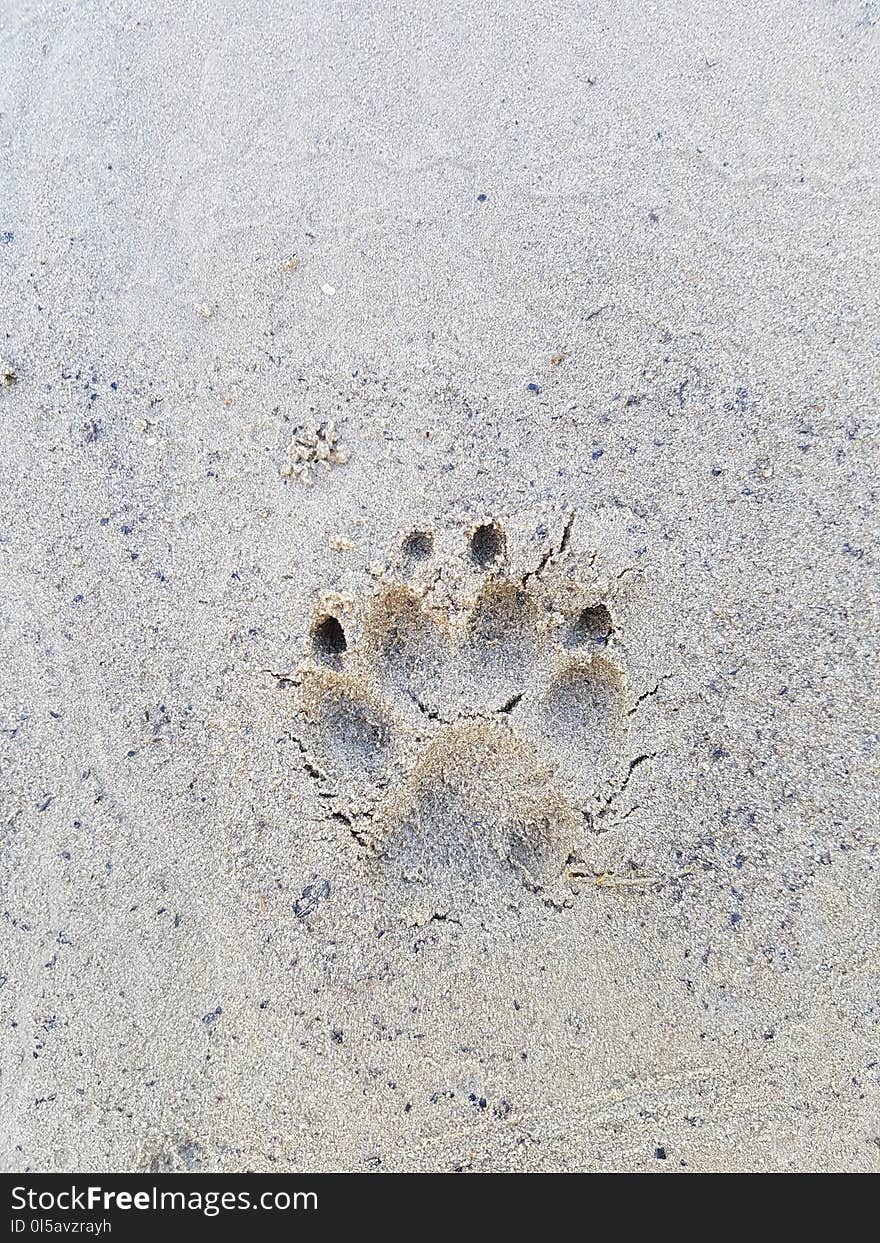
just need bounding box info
[1,1,878,1172]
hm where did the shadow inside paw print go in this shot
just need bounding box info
[380,720,581,896]
[522,657,628,806]
[291,518,637,906]
[297,670,396,796]
[462,581,543,711]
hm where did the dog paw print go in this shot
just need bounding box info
[289,519,643,908]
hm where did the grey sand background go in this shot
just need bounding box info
[0,1,878,1170]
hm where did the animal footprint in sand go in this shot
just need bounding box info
[290,519,643,905]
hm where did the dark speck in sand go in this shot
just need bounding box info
[294,879,331,918]
[476,193,487,202]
